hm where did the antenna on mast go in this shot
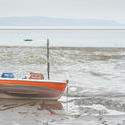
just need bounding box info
[47,38,50,80]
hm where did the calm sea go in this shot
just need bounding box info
[0,29,125,47]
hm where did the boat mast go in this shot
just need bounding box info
[47,38,50,80]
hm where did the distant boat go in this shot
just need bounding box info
[24,39,33,41]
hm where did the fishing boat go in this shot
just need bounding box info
[24,39,33,41]
[0,39,68,100]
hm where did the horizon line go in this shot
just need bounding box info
[0,26,125,30]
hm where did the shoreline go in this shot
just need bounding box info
[0,45,125,50]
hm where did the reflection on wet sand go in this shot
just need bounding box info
[0,99,63,115]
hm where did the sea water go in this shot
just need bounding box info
[0,29,125,47]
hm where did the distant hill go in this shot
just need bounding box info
[0,16,123,26]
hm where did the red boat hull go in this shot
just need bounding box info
[0,79,67,100]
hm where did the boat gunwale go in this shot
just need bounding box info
[0,78,67,84]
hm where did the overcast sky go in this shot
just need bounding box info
[0,0,125,24]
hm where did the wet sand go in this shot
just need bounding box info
[0,46,125,124]
[0,98,125,125]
